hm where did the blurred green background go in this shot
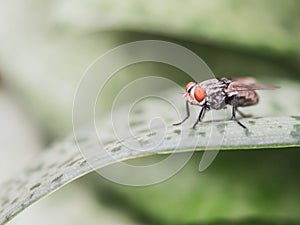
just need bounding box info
[0,0,299,224]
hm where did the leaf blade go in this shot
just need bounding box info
[0,115,299,224]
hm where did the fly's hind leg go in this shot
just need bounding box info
[236,109,252,118]
[173,101,190,126]
[232,95,247,129]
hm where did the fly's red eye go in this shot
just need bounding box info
[185,82,196,92]
[194,86,205,102]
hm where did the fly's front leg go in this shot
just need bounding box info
[173,101,190,126]
[192,105,206,129]
[232,95,247,129]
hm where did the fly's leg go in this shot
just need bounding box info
[236,109,252,118]
[230,108,251,119]
[232,95,247,129]
[192,105,206,129]
[173,101,190,126]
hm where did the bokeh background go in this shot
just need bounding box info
[0,0,300,224]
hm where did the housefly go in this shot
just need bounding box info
[173,77,279,129]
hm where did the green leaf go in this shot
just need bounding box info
[53,0,300,57]
[0,104,299,225]
[1,1,300,224]
[100,148,300,224]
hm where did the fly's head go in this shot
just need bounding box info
[184,82,206,105]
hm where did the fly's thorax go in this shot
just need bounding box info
[198,79,228,110]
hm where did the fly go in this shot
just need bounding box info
[173,77,279,129]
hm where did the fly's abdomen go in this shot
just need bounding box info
[236,91,259,107]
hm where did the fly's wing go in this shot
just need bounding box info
[226,81,279,92]
[231,77,256,85]
[220,76,256,85]
[223,77,279,107]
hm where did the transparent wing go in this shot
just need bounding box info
[231,77,256,85]
[226,79,279,92]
